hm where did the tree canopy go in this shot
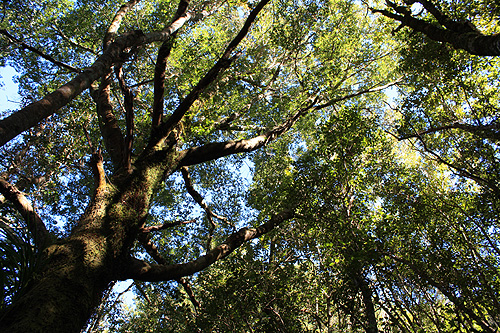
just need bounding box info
[0,0,499,332]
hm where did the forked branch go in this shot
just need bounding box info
[0,0,195,147]
[152,0,271,143]
[122,209,294,281]
[103,0,142,49]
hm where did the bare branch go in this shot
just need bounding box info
[0,29,80,73]
[153,0,271,144]
[0,177,50,250]
[180,167,228,225]
[121,209,294,281]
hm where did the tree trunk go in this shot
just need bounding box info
[0,236,113,332]
[0,152,170,332]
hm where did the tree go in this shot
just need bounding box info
[0,0,499,332]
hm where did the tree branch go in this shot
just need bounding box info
[178,95,318,167]
[398,121,500,141]
[103,0,141,49]
[387,253,496,333]
[180,166,228,225]
[121,209,294,281]
[0,5,194,147]
[137,230,200,308]
[0,29,80,73]
[93,69,126,169]
[152,0,271,144]
[152,0,190,128]
[140,219,196,233]
[52,24,98,55]
[409,134,500,196]
[316,78,403,110]
[371,1,500,56]
[0,177,50,250]
[177,79,398,167]
[115,62,135,173]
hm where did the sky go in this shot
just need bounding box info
[0,66,20,116]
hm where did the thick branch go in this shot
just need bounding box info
[398,121,500,141]
[152,38,175,128]
[0,8,192,147]
[89,149,107,192]
[152,0,190,128]
[115,63,135,173]
[0,29,79,73]
[372,3,500,56]
[122,209,294,281]
[0,177,50,250]
[103,0,141,49]
[153,0,271,143]
[93,70,126,169]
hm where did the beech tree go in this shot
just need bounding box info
[0,0,499,332]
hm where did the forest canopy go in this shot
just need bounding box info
[0,0,499,332]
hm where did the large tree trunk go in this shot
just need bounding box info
[0,150,170,332]
[0,237,112,332]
